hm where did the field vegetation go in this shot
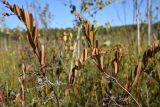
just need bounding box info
[0,0,160,107]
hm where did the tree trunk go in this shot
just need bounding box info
[147,0,151,46]
[135,0,140,55]
[77,25,82,58]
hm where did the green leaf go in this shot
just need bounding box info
[105,1,112,5]
[70,5,76,14]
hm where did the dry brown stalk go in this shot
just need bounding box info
[109,75,141,107]
[2,0,41,64]
[16,64,26,107]
[132,40,160,87]
[142,40,160,66]
[132,62,142,87]
[64,21,141,107]
[3,1,160,106]
[112,46,124,76]
[1,1,53,106]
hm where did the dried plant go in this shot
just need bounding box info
[65,20,141,107]
[1,0,160,106]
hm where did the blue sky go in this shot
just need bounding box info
[0,0,151,29]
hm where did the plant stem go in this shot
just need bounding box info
[146,85,150,107]
[104,72,141,107]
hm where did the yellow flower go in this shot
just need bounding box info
[63,35,67,42]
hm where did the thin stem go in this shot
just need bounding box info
[104,72,141,107]
[146,85,150,107]
[90,58,141,106]
[46,78,59,107]
[114,79,141,107]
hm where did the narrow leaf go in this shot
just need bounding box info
[41,45,45,66]
[14,4,21,19]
